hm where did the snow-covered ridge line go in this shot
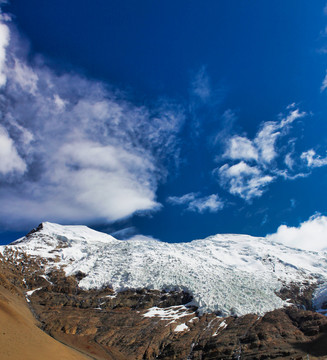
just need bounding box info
[2,221,327,316]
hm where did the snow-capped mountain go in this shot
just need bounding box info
[2,221,327,316]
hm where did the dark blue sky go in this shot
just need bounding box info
[1,1,327,245]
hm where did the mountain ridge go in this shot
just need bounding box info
[3,221,327,317]
[2,222,327,359]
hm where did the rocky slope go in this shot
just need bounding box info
[1,222,327,359]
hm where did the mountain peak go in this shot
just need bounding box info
[4,222,327,316]
[21,221,117,245]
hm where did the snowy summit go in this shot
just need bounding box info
[3,222,327,316]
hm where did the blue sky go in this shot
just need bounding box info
[1,0,327,248]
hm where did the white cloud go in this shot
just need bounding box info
[215,107,306,200]
[0,17,9,86]
[224,136,258,161]
[284,153,294,170]
[0,125,26,175]
[110,226,136,240]
[286,102,296,109]
[0,15,184,228]
[280,108,305,126]
[222,109,305,165]
[168,192,197,206]
[167,192,224,213]
[255,109,304,164]
[321,70,327,92]
[46,141,159,221]
[53,94,67,111]
[267,214,327,252]
[9,59,38,94]
[189,194,224,213]
[275,169,309,181]
[301,149,327,168]
[254,122,280,163]
[217,162,274,201]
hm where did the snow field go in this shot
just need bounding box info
[2,222,327,316]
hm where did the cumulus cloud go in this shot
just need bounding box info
[267,214,327,251]
[167,192,224,213]
[0,14,184,228]
[217,162,274,201]
[227,109,304,165]
[224,136,258,161]
[301,149,327,168]
[214,108,306,201]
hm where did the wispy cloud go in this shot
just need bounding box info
[321,70,327,92]
[167,192,224,213]
[191,66,211,102]
[0,12,9,86]
[213,109,238,147]
[214,107,306,201]
[188,66,226,139]
[0,124,26,176]
[284,152,294,170]
[267,214,327,251]
[109,227,137,240]
[0,14,185,229]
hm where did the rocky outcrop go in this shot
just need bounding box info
[1,248,327,359]
[277,280,319,311]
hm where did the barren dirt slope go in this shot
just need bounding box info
[0,284,92,360]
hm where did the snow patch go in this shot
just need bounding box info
[212,320,228,336]
[143,306,193,322]
[40,274,53,285]
[174,323,189,332]
[188,316,199,323]
[26,287,42,296]
[104,294,117,299]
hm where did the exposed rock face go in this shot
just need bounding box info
[277,281,319,311]
[2,247,327,359]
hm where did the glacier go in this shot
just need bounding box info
[2,221,327,316]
